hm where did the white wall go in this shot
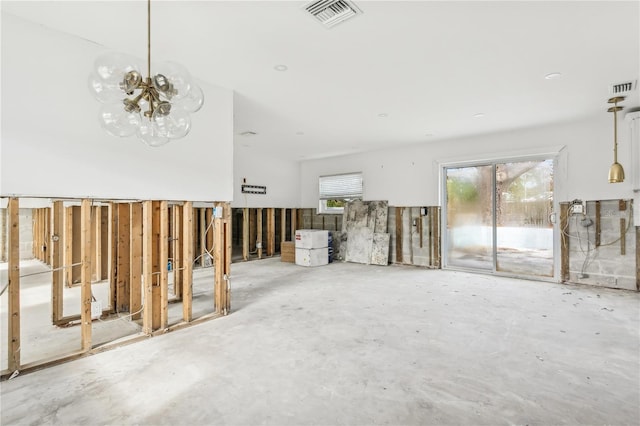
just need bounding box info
[232,146,301,208]
[300,114,637,207]
[1,13,234,202]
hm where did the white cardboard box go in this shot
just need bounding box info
[295,229,329,249]
[295,247,329,267]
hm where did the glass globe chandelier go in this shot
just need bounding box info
[88,0,204,147]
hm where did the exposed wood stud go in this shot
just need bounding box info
[595,201,601,247]
[242,208,249,261]
[160,201,169,329]
[408,208,414,264]
[224,203,232,313]
[80,199,92,351]
[116,203,131,312]
[108,203,117,312]
[7,198,20,372]
[142,201,154,334]
[93,206,102,282]
[206,207,214,262]
[560,203,570,282]
[173,205,183,298]
[249,208,257,252]
[199,208,207,267]
[51,201,64,323]
[395,207,403,264]
[291,208,297,240]
[257,208,263,259]
[64,206,74,287]
[266,208,275,256]
[130,203,143,320]
[183,202,194,322]
[281,208,286,250]
[152,201,161,330]
[619,199,627,211]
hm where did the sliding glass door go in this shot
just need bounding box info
[444,159,554,278]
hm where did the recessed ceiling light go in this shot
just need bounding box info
[473,113,485,118]
[240,131,257,136]
[274,64,288,71]
[378,113,388,118]
[545,72,562,80]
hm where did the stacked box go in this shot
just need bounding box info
[295,229,329,267]
[280,241,295,263]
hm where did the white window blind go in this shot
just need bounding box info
[319,172,363,200]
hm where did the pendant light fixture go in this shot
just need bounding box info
[88,0,204,147]
[607,96,625,183]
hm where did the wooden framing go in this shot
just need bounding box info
[0,208,6,262]
[266,208,275,256]
[560,203,570,282]
[80,199,92,351]
[51,201,64,323]
[242,208,249,261]
[183,202,194,322]
[64,206,73,286]
[199,208,207,267]
[7,198,20,372]
[214,202,231,315]
[395,207,403,264]
[152,201,161,330]
[116,203,131,312]
[433,206,441,268]
[291,208,297,238]
[160,201,169,329]
[108,203,117,311]
[130,203,143,320]
[93,206,102,281]
[173,205,183,298]
[280,208,287,247]
[595,201,601,247]
[142,201,154,334]
[206,207,214,261]
[257,208,263,259]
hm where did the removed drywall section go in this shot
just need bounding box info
[562,199,636,290]
[0,208,33,260]
[388,206,441,268]
[342,200,390,265]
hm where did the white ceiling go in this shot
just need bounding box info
[3,1,639,161]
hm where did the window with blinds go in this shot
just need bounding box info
[318,172,363,213]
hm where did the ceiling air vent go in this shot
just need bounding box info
[305,0,362,28]
[609,80,637,96]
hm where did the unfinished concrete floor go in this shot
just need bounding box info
[1,258,639,425]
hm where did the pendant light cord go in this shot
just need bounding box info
[147,0,151,80]
[613,100,618,162]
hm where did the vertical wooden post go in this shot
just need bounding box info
[183,202,194,322]
[395,207,403,264]
[64,206,74,286]
[280,208,287,249]
[130,203,143,320]
[152,201,161,330]
[7,198,20,371]
[249,209,257,253]
[108,203,117,312]
[266,208,275,256]
[199,208,207,267]
[214,203,232,315]
[142,201,154,334]
[173,205,183,298]
[51,201,64,323]
[434,206,441,268]
[206,207,213,261]
[595,201,601,247]
[224,204,232,313]
[560,203,570,282]
[242,208,249,261]
[93,206,102,282]
[291,208,297,240]
[160,201,169,329]
[116,203,131,312]
[257,208,263,259]
[80,199,92,351]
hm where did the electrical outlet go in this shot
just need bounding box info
[91,300,102,320]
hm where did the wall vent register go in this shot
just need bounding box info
[304,0,362,28]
